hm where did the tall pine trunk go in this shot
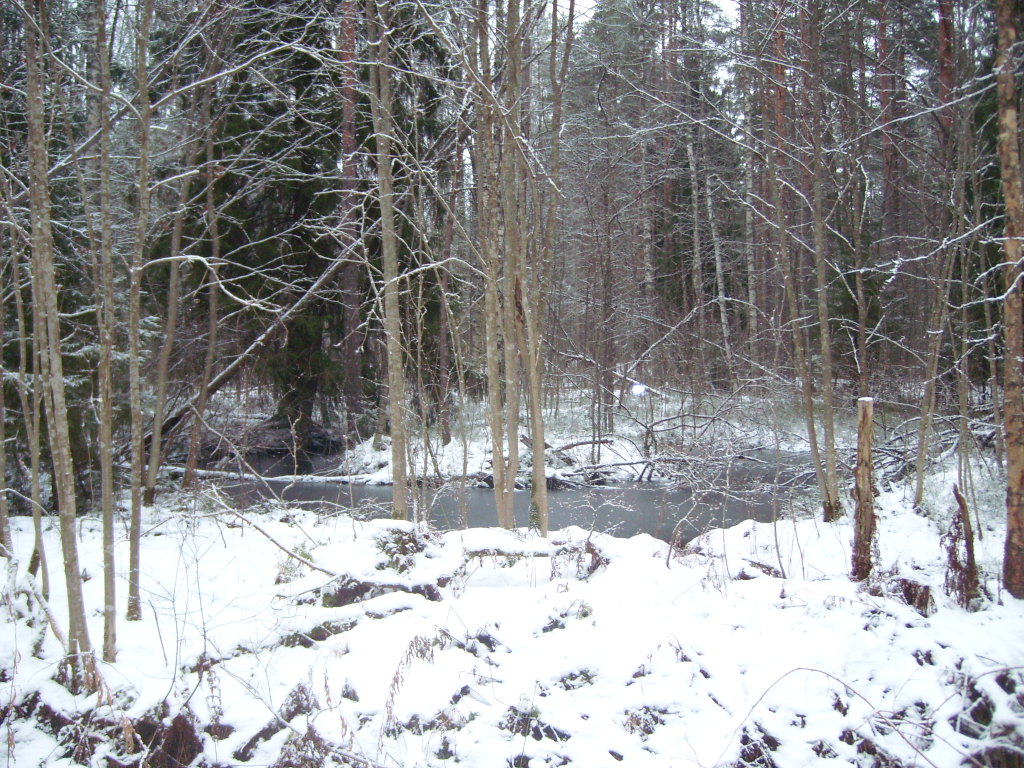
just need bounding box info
[338,0,365,435]
[995,0,1024,597]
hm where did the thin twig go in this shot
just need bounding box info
[223,507,336,577]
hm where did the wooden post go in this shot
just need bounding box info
[852,397,875,581]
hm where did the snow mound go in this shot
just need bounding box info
[2,498,1022,768]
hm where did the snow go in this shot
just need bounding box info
[3,470,1023,768]
[217,389,816,489]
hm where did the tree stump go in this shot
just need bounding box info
[852,397,875,581]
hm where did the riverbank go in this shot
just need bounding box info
[2,458,1021,767]
[197,387,845,489]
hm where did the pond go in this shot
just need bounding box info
[220,451,814,544]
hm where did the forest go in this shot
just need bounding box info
[2,0,1024,766]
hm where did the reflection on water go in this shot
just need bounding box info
[220,452,812,543]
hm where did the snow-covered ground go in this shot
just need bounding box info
[2,458,1022,768]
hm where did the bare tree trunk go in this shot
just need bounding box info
[183,269,219,487]
[524,0,574,536]
[471,0,516,529]
[499,0,530,527]
[372,332,388,451]
[995,0,1024,597]
[911,256,954,509]
[483,233,512,526]
[496,0,526,530]
[143,145,199,504]
[143,31,224,494]
[877,0,900,244]
[769,2,829,523]
[90,0,117,663]
[706,176,734,383]
[852,397,875,581]
[338,0,364,435]
[599,250,613,436]
[367,0,409,521]
[848,105,870,400]
[845,58,871,399]
[685,136,706,380]
[127,0,156,622]
[739,0,759,369]
[23,0,96,686]
[912,0,958,511]
[805,4,840,521]
[0,170,18,566]
[950,109,976,515]
[982,271,1005,469]
[437,141,460,447]
[636,145,657,335]
[0,268,10,559]
[10,238,48,597]
[184,76,223,488]
[0,177,18,572]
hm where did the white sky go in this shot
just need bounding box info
[571,0,739,28]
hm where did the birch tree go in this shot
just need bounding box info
[89,0,117,662]
[526,0,575,535]
[22,0,96,686]
[367,0,410,521]
[127,0,156,622]
[0,266,10,562]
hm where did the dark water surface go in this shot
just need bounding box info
[221,452,812,543]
